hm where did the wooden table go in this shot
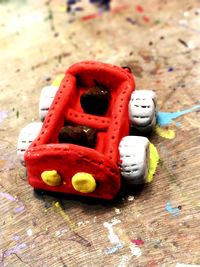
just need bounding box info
[0,0,200,266]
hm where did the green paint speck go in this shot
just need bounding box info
[154,19,161,24]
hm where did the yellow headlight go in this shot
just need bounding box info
[72,172,96,193]
[41,170,61,186]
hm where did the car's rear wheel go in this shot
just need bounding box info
[118,136,150,185]
[39,85,58,121]
[129,90,157,133]
[17,122,43,165]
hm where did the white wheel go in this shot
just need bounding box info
[129,90,157,133]
[118,136,150,185]
[39,85,58,121]
[17,122,43,165]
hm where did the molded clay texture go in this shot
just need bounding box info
[39,85,58,121]
[17,122,43,165]
[20,61,135,200]
[59,125,97,148]
[72,172,96,193]
[118,136,150,184]
[129,90,157,133]
[41,170,61,186]
[80,84,111,115]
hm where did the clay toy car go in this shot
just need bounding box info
[17,61,157,200]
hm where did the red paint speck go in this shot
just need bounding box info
[147,260,159,267]
[81,13,100,21]
[112,4,130,14]
[81,4,129,22]
[142,15,150,23]
[135,5,144,13]
[131,239,144,246]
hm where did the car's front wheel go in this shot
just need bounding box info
[118,136,150,185]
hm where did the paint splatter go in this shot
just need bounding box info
[80,3,129,21]
[27,229,33,236]
[105,242,124,255]
[142,15,150,23]
[12,235,21,241]
[81,13,101,21]
[89,0,111,11]
[0,0,26,4]
[112,3,129,14]
[118,255,132,267]
[131,239,144,246]
[165,201,181,216]
[0,192,25,213]
[126,17,137,25]
[118,255,133,267]
[154,19,161,24]
[179,21,200,35]
[146,143,160,183]
[103,219,123,254]
[54,201,73,227]
[54,201,92,247]
[135,5,144,13]
[4,243,27,257]
[147,259,159,267]
[103,219,121,244]
[114,208,121,214]
[183,11,189,17]
[74,6,84,11]
[157,104,200,126]
[155,125,175,139]
[168,67,174,72]
[129,243,142,257]
[178,38,188,47]
[77,220,90,227]
[15,205,25,213]
[66,0,110,19]
[52,74,65,87]
[127,195,134,201]
[0,111,8,123]
[16,110,19,118]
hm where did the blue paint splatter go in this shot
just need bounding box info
[4,243,27,257]
[0,192,25,213]
[157,104,200,126]
[105,242,123,255]
[12,235,21,241]
[165,201,180,216]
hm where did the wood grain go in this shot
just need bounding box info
[0,0,200,266]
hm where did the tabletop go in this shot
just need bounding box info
[0,0,200,266]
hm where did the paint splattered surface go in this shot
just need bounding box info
[0,0,200,266]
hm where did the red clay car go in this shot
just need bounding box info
[17,61,157,200]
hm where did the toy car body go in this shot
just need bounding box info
[17,61,157,200]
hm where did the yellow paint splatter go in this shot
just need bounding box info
[155,125,175,139]
[52,74,65,87]
[54,201,72,227]
[54,201,92,247]
[146,143,160,183]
